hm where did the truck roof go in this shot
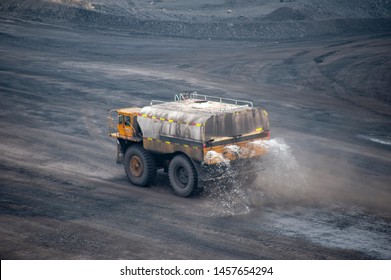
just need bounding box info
[116,107,141,114]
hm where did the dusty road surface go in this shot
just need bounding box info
[0,0,391,259]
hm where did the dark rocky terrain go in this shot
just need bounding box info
[0,0,390,259]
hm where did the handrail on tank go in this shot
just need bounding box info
[174,93,186,101]
[151,93,186,105]
[189,91,253,107]
[150,100,166,105]
[150,92,253,108]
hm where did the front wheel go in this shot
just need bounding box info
[168,154,198,197]
[124,145,156,187]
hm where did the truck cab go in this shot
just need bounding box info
[109,107,142,140]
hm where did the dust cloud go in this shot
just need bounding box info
[202,138,309,216]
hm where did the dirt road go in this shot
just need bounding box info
[0,2,390,259]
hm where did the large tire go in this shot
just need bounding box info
[168,154,198,197]
[124,145,156,187]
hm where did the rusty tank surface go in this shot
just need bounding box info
[109,92,270,197]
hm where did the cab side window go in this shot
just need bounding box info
[124,116,131,126]
[118,115,124,124]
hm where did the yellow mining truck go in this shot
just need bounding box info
[108,92,270,197]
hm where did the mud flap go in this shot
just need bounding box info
[189,160,207,193]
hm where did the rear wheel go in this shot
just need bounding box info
[124,145,156,187]
[168,154,198,197]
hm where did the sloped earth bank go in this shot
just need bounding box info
[0,1,391,259]
[1,0,391,41]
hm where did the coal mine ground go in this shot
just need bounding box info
[0,0,391,259]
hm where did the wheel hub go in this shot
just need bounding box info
[130,155,143,177]
[177,167,189,186]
